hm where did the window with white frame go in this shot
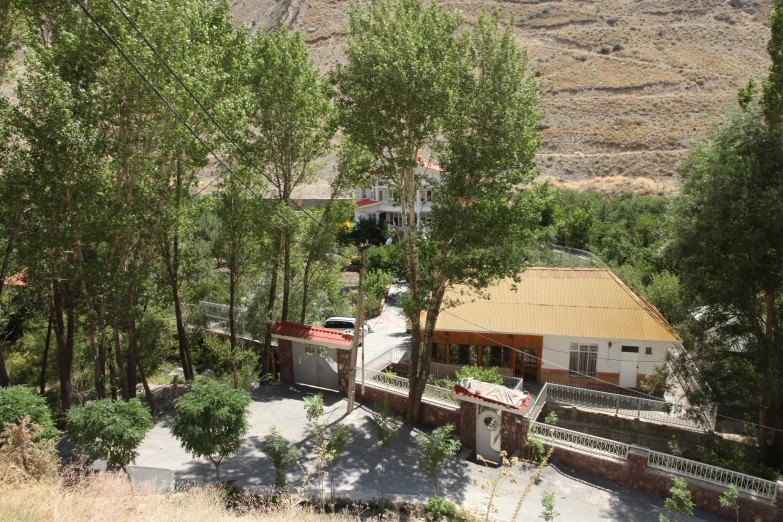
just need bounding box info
[569,343,598,377]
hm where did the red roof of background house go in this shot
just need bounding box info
[3,268,26,287]
[453,383,532,414]
[356,198,381,208]
[419,162,444,173]
[270,320,353,348]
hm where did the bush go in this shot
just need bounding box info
[366,244,406,279]
[365,270,395,316]
[68,398,153,474]
[599,46,611,54]
[426,496,461,521]
[262,426,301,488]
[612,43,624,52]
[455,365,503,385]
[0,386,59,442]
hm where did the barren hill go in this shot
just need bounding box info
[232,0,773,196]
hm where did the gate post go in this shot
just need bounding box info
[278,339,295,384]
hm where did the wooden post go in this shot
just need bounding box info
[173,374,179,398]
[347,246,367,413]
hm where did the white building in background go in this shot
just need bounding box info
[353,162,443,227]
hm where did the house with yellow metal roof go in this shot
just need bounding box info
[429,267,682,389]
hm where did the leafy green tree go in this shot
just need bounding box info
[337,0,543,423]
[372,400,402,500]
[169,381,251,482]
[262,426,301,489]
[0,386,58,441]
[417,424,461,496]
[659,478,694,522]
[67,398,153,475]
[244,24,335,373]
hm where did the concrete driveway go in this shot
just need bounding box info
[134,386,723,522]
[361,282,411,363]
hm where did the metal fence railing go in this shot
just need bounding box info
[545,383,715,430]
[364,368,458,407]
[529,422,630,461]
[365,346,522,389]
[182,301,251,340]
[543,379,657,399]
[647,451,778,500]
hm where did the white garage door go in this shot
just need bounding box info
[292,344,339,391]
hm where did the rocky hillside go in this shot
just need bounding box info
[231,0,773,195]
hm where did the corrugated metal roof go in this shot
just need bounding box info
[435,268,682,343]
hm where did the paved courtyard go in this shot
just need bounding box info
[134,386,722,522]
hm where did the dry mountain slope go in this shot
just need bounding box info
[232,0,773,196]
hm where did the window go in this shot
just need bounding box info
[569,343,598,377]
[469,345,479,365]
[378,190,384,201]
[621,346,639,353]
[645,347,653,355]
[436,343,446,363]
[501,347,511,367]
[427,190,433,201]
[450,344,460,364]
[459,345,470,365]
[481,346,491,366]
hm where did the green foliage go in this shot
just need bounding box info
[372,400,403,500]
[425,496,462,521]
[659,478,694,522]
[455,365,504,385]
[543,411,558,426]
[366,244,406,279]
[67,399,153,473]
[170,381,252,482]
[303,393,325,423]
[417,424,461,495]
[525,436,546,463]
[0,386,58,442]
[644,271,686,325]
[365,270,395,316]
[718,484,738,512]
[540,491,559,521]
[262,426,301,488]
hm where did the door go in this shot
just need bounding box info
[476,408,502,463]
[292,344,339,391]
[619,346,639,388]
[523,349,539,383]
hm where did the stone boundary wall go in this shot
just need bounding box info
[357,381,461,430]
[550,445,783,522]
[278,339,295,384]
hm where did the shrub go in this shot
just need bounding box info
[660,477,694,522]
[169,381,252,482]
[366,244,405,279]
[0,386,59,442]
[426,496,460,521]
[612,43,624,52]
[262,426,301,488]
[599,46,611,55]
[372,400,402,501]
[417,424,461,496]
[455,365,503,385]
[67,398,153,474]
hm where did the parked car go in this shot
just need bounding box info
[323,316,369,340]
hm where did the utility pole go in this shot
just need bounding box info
[347,245,367,413]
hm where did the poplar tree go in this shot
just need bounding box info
[337,0,543,423]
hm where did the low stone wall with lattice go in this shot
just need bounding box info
[550,444,783,522]
[356,381,461,430]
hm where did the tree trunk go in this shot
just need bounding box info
[262,234,282,378]
[113,317,129,401]
[406,268,447,424]
[0,208,24,388]
[50,281,74,412]
[136,356,155,413]
[300,259,312,324]
[163,236,194,381]
[281,228,291,322]
[40,314,52,395]
[230,358,238,389]
[127,315,138,399]
[94,326,107,399]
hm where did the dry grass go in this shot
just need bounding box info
[539,175,677,197]
[0,473,370,522]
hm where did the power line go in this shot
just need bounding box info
[72,0,352,262]
[105,0,347,246]
[436,308,783,433]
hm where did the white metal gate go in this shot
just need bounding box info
[292,344,339,391]
[476,407,502,463]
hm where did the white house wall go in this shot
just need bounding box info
[541,334,671,388]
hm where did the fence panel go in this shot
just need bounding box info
[647,451,778,500]
[529,422,630,461]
